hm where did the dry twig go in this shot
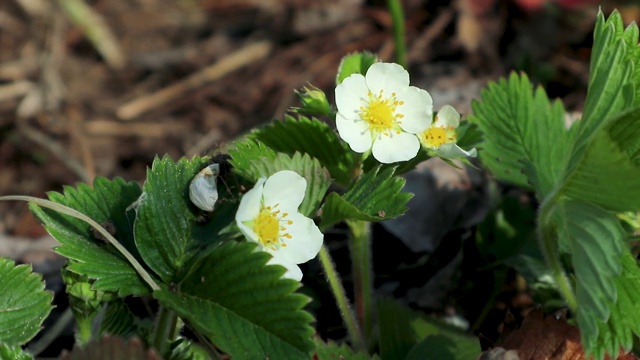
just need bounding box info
[116,41,272,121]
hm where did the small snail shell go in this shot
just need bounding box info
[189,163,220,212]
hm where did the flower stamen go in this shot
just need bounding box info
[359,90,405,134]
[252,203,293,250]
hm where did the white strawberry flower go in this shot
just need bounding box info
[235,170,323,281]
[335,62,433,164]
[417,105,477,159]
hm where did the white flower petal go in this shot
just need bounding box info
[366,62,409,95]
[372,132,420,163]
[395,86,432,133]
[277,212,323,264]
[266,255,303,281]
[336,114,372,153]
[438,143,477,158]
[235,178,265,222]
[335,74,369,119]
[238,221,258,243]
[435,105,460,128]
[262,170,306,210]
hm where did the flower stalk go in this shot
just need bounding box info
[151,306,179,356]
[387,0,407,68]
[318,245,365,350]
[347,219,374,348]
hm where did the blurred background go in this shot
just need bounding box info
[1,0,639,357]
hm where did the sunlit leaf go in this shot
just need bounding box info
[251,116,357,185]
[320,166,411,228]
[468,72,570,198]
[336,51,378,84]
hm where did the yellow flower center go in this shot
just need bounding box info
[360,90,404,134]
[252,204,292,250]
[419,116,456,148]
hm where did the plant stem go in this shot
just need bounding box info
[151,306,179,356]
[538,191,578,311]
[317,245,365,350]
[387,0,407,68]
[346,219,374,348]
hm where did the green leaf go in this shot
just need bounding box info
[586,253,640,360]
[405,334,481,360]
[315,339,378,360]
[320,166,412,228]
[468,72,570,197]
[29,177,149,296]
[336,51,378,84]
[377,298,477,360]
[228,138,277,179]
[134,156,212,283]
[562,108,640,212]
[0,344,32,360]
[580,10,638,138]
[251,115,357,186]
[556,200,626,349]
[0,258,52,346]
[99,300,138,338]
[240,152,331,217]
[556,13,640,212]
[154,241,315,360]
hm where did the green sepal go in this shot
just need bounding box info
[62,268,115,344]
[320,166,412,228]
[291,84,332,116]
[0,344,32,360]
[0,257,52,346]
[336,51,378,84]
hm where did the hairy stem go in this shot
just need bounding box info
[151,306,179,356]
[387,0,407,68]
[347,219,374,348]
[538,192,578,311]
[318,245,364,350]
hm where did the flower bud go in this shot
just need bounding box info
[292,84,332,116]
